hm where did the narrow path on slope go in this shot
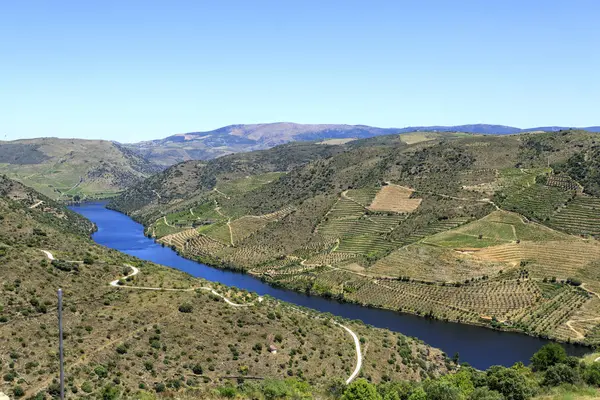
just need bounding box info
[335,321,362,383]
[214,204,234,246]
[41,250,55,260]
[29,200,44,209]
[163,216,174,227]
[291,306,362,384]
[38,249,361,384]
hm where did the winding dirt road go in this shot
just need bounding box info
[39,249,362,383]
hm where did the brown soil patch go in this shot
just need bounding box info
[368,184,422,213]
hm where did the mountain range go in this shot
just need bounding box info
[123,122,600,166]
[2,123,600,200]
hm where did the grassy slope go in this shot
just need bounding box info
[0,177,448,399]
[110,130,600,345]
[0,138,160,201]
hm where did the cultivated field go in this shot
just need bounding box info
[368,184,422,213]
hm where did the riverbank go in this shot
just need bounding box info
[69,202,590,369]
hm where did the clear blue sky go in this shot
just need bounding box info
[2,1,599,142]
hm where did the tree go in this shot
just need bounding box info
[341,379,381,400]
[585,363,600,386]
[407,387,427,400]
[424,380,461,400]
[469,387,504,400]
[530,343,567,371]
[543,363,579,386]
[486,366,534,400]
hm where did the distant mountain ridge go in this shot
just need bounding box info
[124,122,600,166]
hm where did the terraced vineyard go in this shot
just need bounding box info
[510,284,590,339]
[549,195,600,236]
[545,174,583,192]
[498,183,575,221]
[159,228,199,247]
[336,234,394,255]
[185,234,226,257]
[398,217,471,245]
[472,240,600,279]
[370,244,505,281]
[345,187,379,206]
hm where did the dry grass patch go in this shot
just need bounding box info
[368,184,422,213]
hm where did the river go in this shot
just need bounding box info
[69,202,589,370]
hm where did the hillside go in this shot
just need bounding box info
[110,129,600,345]
[0,138,161,201]
[124,123,600,166]
[0,175,450,398]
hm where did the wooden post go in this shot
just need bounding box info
[58,289,65,400]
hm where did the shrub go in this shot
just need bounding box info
[530,343,567,371]
[13,385,24,398]
[178,303,193,313]
[94,365,108,378]
[81,381,93,393]
[468,387,503,400]
[543,363,579,386]
[342,378,381,400]
[218,385,237,398]
[486,366,533,400]
[424,380,461,400]
[586,363,600,386]
[192,364,203,375]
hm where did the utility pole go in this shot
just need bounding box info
[58,289,65,400]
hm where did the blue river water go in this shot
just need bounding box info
[70,202,589,369]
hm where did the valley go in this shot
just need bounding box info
[0,176,449,398]
[109,130,600,346]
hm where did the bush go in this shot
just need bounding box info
[566,277,582,286]
[81,381,93,393]
[342,379,381,400]
[486,366,534,400]
[468,387,503,400]
[192,364,203,375]
[94,365,108,378]
[543,363,579,386]
[13,385,24,398]
[178,303,193,313]
[586,363,600,386]
[218,385,238,398]
[530,343,567,371]
[424,380,461,400]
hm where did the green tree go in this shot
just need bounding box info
[342,379,382,400]
[585,362,600,386]
[424,380,461,400]
[530,343,567,371]
[542,363,579,386]
[486,366,534,400]
[101,384,120,400]
[469,387,503,400]
[407,387,427,400]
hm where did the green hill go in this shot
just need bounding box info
[0,176,449,398]
[110,130,600,344]
[0,138,161,201]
